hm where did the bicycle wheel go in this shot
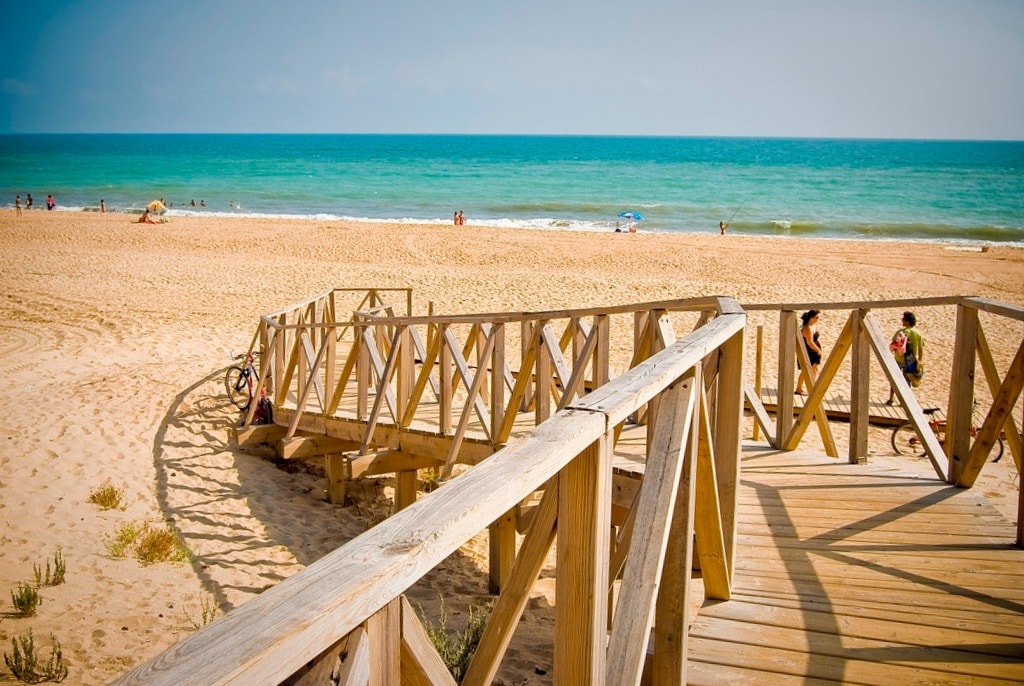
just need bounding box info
[224,365,252,411]
[891,423,925,456]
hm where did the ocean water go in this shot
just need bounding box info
[1,134,1022,243]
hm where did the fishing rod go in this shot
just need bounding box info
[726,202,744,224]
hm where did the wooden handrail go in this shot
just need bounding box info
[116,309,745,686]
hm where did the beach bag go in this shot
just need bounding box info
[253,395,274,425]
[903,348,918,376]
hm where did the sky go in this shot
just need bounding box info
[1,0,1022,139]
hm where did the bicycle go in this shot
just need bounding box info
[891,406,1004,462]
[225,351,259,411]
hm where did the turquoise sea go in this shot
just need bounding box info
[2,134,1022,243]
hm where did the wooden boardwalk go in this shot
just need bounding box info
[758,386,944,426]
[685,443,1024,685]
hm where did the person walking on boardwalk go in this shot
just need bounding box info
[886,310,924,404]
[796,310,823,394]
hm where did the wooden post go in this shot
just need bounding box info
[491,323,506,443]
[439,324,453,435]
[714,330,744,578]
[521,320,534,411]
[356,322,369,420]
[849,309,871,464]
[594,314,610,389]
[777,311,797,446]
[488,508,517,594]
[535,320,552,424]
[366,599,401,686]
[324,453,348,505]
[651,377,700,686]
[947,304,979,484]
[554,432,612,685]
[752,325,763,441]
[394,470,417,512]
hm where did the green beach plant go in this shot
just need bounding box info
[33,549,66,587]
[88,482,125,510]
[107,522,190,564]
[10,582,41,617]
[4,630,68,683]
[183,592,219,630]
[419,597,492,682]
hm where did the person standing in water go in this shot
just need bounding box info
[719,221,728,235]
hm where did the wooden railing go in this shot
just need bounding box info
[114,297,746,685]
[741,296,1024,545]
[241,291,728,474]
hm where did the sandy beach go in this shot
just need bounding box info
[1,210,1022,684]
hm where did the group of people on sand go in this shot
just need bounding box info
[13,193,56,215]
[453,210,465,225]
[796,309,924,402]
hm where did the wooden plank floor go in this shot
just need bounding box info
[758,386,944,426]
[686,443,1024,685]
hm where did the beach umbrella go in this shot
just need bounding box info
[147,200,167,214]
[619,211,646,221]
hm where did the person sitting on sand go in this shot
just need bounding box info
[137,209,159,224]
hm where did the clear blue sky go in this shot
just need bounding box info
[2,0,1022,139]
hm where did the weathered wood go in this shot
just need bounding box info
[569,313,744,429]
[607,373,698,686]
[399,596,457,686]
[752,324,764,442]
[958,337,1024,488]
[862,314,948,479]
[776,311,797,446]
[325,453,348,505]
[695,388,730,600]
[487,508,516,595]
[743,384,776,447]
[233,422,287,447]
[849,309,871,463]
[946,303,979,483]
[334,627,369,686]
[394,470,417,512]
[463,483,558,686]
[440,327,496,478]
[714,329,744,576]
[554,432,612,685]
[977,323,1023,472]
[279,435,360,460]
[651,376,700,686]
[785,312,852,454]
[348,450,442,480]
[366,599,400,686]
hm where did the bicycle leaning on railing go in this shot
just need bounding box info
[891,406,1004,462]
[225,351,259,411]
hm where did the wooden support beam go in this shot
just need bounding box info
[554,431,612,686]
[785,312,852,455]
[394,470,417,512]
[694,388,730,600]
[862,315,948,479]
[776,311,797,446]
[325,453,348,505]
[488,508,516,595]
[977,323,1023,473]
[233,422,287,447]
[957,337,1024,488]
[651,383,700,686]
[743,384,776,448]
[366,599,400,686]
[752,325,764,442]
[714,330,744,577]
[606,373,697,686]
[399,597,457,686]
[279,436,360,460]
[334,627,370,686]
[947,304,979,483]
[464,483,558,686]
[849,309,871,464]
